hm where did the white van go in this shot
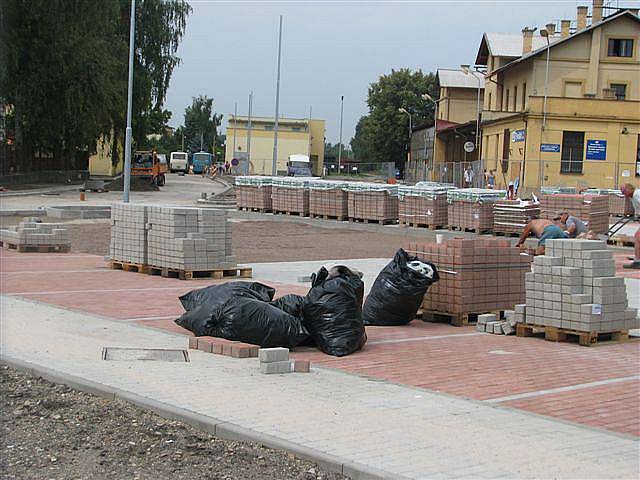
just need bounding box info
[170,151,189,173]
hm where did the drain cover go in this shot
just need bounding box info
[102,347,190,362]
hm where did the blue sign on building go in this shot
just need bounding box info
[540,143,561,153]
[511,130,526,143]
[586,140,607,161]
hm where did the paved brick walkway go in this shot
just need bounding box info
[1,249,639,442]
[2,295,638,479]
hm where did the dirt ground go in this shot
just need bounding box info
[0,365,348,480]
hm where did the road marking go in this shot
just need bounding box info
[368,332,483,345]
[485,376,640,404]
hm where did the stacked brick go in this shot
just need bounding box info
[235,176,273,211]
[309,180,349,219]
[190,336,259,358]
[346,184,399,223]
[408,238,531,315]
[259,347,310,374]
[110,203,148,264]
[447,189,504,232]
[583,189,633,217]
[477,311,518,335]
[398,186,450,227]
[0,219,70,248]
[147,206,234,271]
[493,200,540,235]
[271,177,310,215]
[540,194,609,234]
[518,239,638,333]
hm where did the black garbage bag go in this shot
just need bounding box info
[271,294,306,318]
[212,296,309,348]
[175,282,276,336]
[302,265,366,357]
[362,249,439,326]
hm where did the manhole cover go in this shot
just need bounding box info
[102,347,190,362]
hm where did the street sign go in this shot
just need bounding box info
[540,143,560,153]
[586,139,607,161]
[463,141,475,153]
[511,130,526,143]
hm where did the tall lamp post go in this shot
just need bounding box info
[460,64,483,151]
[272,15,283,176]
[337,95,344,176]
[123,0,136,203]
[398,107,412,178]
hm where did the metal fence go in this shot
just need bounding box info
[406,160,485,188]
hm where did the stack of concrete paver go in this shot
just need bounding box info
[190,336,258,358]
[517,239,638,333]
[477,311,518,335]
[447,189,505,232]
[110,203,148,264]
[309,180,349,219]
[493,200,540,235]
[583,188,633,217]
[0,219,70,251]
[271,177,310,215]
[147,206,234,271]
[398,185,451,227]
[235,176,273,211]
[407,238,531,320]
[540,194,609,234]
[259,347,309,374]
[346,183,399,224]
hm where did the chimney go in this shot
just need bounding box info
[577,6,588,30]
[522,27,535,54]
[545,23,556,36]
[593,0,603,23]
[561,20,571,38]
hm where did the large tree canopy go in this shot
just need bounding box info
[183,95,223,157]
[1,0,191,170]
[351,69,438,166]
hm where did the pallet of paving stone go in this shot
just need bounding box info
[346,185,399,224]
[108,260,149,274]
[271,178,310,216]
[398,186,450,229]
[308,180,349,220]
[516,323,629,347]
[0,241,70,253]
[540,194,609,234]
[607,235,635,247]
[146,264,252,280]
[493,200,540,236]
[582,189,634,217]
[234,177,273,211]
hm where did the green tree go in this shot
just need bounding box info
[351,69,438,166]
[324,141,351,162]
[183,95,223,156]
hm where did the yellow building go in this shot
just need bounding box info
[479,4,640,193]
[225,115,325,176]
[88,131,123,177]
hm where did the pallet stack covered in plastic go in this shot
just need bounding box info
[398,184,452,227]
[346,183,399,224]
[408,238,531,316]
[110,203,148,264]
[540,194,609,233]
[0,219,70,249]
[271,177,310,215]
[147,206,234,271]
[582,188,633,217]
[235,176,273,211]
[447,189,504,232]
[309,180,349,219]
[493,200,540,235]
[517,239,637,332]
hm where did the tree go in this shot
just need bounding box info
[351,69,438,166]
[324,141,351,162]
[183,95,223,155]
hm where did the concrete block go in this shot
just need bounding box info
[259,347,290,363]
[293,359,311,373]
[477,313,496,325]
[260,360,293,374]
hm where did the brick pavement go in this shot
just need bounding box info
[1,249,639,440]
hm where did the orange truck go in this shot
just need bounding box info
[132,150,168,186]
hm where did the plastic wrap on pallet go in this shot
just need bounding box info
[271,177,313,189]
[343,182,399,197]
[446,188,506,204]
[399,185,453,200]
[540,186,577,194]
[234,176,274,187]
[308,179,351,190]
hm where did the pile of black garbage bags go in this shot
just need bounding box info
[176,249,438,357]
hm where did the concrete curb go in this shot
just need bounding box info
[0,208,47,217]
[1,355,408,480]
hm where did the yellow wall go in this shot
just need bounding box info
[439,86,484,124]
[88,131,123,177]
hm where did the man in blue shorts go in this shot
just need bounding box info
[516,218,565,255]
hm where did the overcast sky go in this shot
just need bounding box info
[163,1,631,144]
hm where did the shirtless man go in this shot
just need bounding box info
[516,218,566,255]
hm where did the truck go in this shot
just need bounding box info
[170,151,189,173]
[132,150,167,186]
[286,154,312,176]
[191,151,213,174]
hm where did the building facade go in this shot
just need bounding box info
[225,116,325,176]
[479,5,640,193]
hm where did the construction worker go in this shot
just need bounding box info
[621,183,640,269]
[555,211,595,239]
[516,218,565,255]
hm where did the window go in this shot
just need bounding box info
[561,131,584,174]
[264,125,274,131]
[488,92,492,110]
[610,83,627,100]
[522,83,527,109]
[504,89,510,111]
[501,128,510,173]
[291,126,302,131]
[513,86,518,111]
[607,39,634,57]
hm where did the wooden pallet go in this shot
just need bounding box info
[1,241,70,253]
[448,226,493,235]
[146,265,252,280]
[493,231,520,238]
[109,260,148,273]
[421,309,504,327]
[311,214,346,221]
[516,323,628,346]
[349,218,397,225]
[607,235,634,247]
[400,222,444,230]
[273,210,308,217]
[238,207,272,213]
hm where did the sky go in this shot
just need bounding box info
[163,0,628,145]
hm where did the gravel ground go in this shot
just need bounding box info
[0,365,348,480]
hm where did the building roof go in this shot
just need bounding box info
[228,115,314,125]
[437,68,485,89]
[489,9,639,76]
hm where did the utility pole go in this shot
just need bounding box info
[272,15,283,176]
[232,102,237,159]
[123,0,136,203]
[307,105,312,160]
[337,95,344,175]
[247,92,253,175]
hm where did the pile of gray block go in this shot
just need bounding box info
[147,206,234,270]
[0,219,69,247]
[516,239,638,332]
[110,204,148,264]
[259,348,310,374]
[109,203,234,270]
[476,311,517,335]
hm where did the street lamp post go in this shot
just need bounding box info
[123,0,136,203]
[460,64,483,151]
[337,95,344,176]
[272,15,283,176]
[398,107,412,178]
